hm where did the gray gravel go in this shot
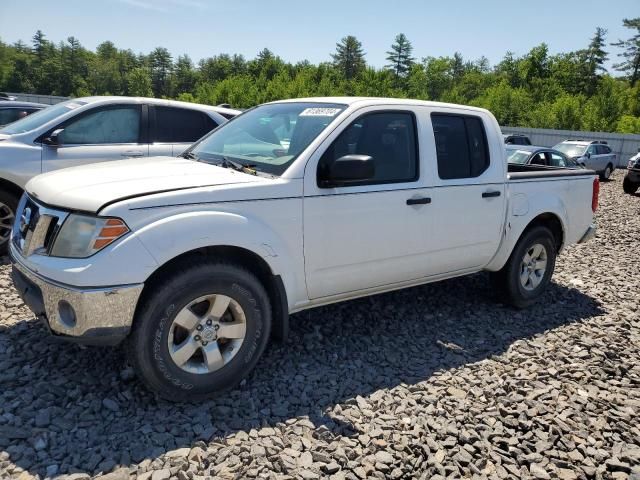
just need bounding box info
[1,170,639,480]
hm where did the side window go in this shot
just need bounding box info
[549,152,566,167]
[587,145,597,155]
[597,145,611,155]
[0,109,23,125]
[530,153,547,166]
[59,106,140,145]
[154,107,217,143]
[319,111,418,184]
[432,113,489,179]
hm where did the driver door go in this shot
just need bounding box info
[303,108,436,299]
[42,104,148,172]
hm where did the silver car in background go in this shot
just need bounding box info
[0,96,240,253]
[553,140,616,180]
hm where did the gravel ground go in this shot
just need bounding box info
[0,170,638,480]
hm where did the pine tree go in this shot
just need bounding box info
[611,18,640,86]
[583,27,608,95]
[385,33,415,82]
[149,47,173,97]
[331,35,366,80]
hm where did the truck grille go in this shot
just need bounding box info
[12,195,68,257]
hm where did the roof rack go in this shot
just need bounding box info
[217,103,232,109]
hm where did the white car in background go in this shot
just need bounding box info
[0,97,239,253]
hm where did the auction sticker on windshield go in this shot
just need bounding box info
[300,108,342,117]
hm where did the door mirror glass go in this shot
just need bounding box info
[43,128,64,146]
[320,155,374,187]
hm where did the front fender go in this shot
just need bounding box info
[133,208,305,308]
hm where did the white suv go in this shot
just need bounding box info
[0,96,239,253]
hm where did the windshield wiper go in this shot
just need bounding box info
[219,156,259,176]
[179,151,198,160]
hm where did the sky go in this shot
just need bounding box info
[0,0,637,70]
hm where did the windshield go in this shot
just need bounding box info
[189,102,346,176]
[506,148,531,164]
[0,99,87,134]
[554,143,586,158]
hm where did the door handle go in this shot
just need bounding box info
[406,197,431,205]
[122,151,144,158]
[482,191,501,198]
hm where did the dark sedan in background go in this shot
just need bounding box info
[506,145,583,169]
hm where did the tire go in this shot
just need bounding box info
[600,164,613,181]
[127,260,272,401]
[623,176,639,195]
[491,226,557,309]
[0,190,19,256]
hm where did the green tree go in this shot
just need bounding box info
[611,17,640,86]
[331,35,366,80]
[149,47,173,97]
[385,33,415,83]
[173,54,197,95]
[583,27,608,95]
[126,67,152,96]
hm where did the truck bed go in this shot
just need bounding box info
[507,163,596,180]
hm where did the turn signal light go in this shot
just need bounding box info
[93,219,129,250]
[592,178,599,213]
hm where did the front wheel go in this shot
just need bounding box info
[127,261,272,401]
[0,190,19,256]
[623,176,638,195]
[490,226,557,308]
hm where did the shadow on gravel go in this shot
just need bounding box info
[0,272,605,477]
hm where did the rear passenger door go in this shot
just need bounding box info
[149,106,219,157]
[427,112,507,273]
[597,145,615,170]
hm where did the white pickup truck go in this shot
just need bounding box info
[10,97,598,400]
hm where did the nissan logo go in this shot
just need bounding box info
[19,207,32,235]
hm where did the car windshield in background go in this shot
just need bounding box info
[189,102,346,176]
[0,100,87,134]
[554,143,586,158]
[506,149,531,164]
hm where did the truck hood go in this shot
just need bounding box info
[26,156,263,213]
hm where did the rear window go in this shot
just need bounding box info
[432,113,490,179]
[154,107,218,143]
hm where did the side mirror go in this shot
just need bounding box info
[320,154,375,187]
[585,151,591,159]
[43,128,64,146]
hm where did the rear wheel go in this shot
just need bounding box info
[623,176,639,195]
[600,164,613,181]
[490,226,557,308]
[127,260,272,401]
[0,190,19,256]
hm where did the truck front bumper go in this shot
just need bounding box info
[577,223,597,244]
[10,246,144,346]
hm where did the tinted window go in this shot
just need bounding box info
[549,152,567,167]
[59,106,140,145]
[154,107,217,143]
[432,114,489,179]
[596,144,611,154]
[319,111,418,184]
[0,108,38,125]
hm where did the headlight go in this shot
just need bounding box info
[50,214,129,258]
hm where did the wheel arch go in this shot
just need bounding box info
[0,177,24,199]
[486,210,566,272]
[138,245,289,342]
